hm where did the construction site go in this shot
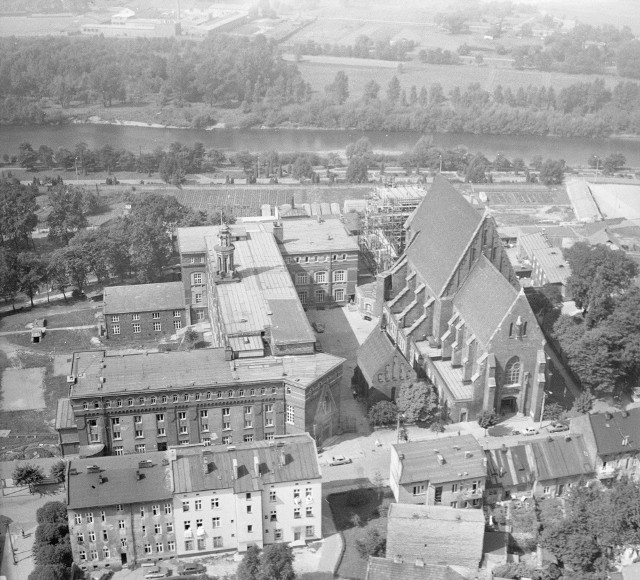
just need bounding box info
[358,185,427,273]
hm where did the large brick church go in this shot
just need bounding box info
[357,176,547,422]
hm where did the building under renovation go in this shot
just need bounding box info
[358,185,427,273]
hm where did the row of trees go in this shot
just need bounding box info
[237,543,295,580]
[292,35,417,61]
[29,501,72,580]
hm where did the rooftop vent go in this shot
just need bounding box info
[437,454,445,465]
[232,458,238,480]
[393,555,403,564]
[138,460,153,469]
[465,451,472,458]
[254,455,261,478]
[66,375,76,384]
[605,412,613,420]
[622,411,630,418]
[87,465,100,474]
[135,471,142,481]
[279,452,287,467]
[622,435,630,447]
[501,444,507,453]
[98,474,105,484]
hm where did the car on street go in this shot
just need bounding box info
[144,567,168,579]
[178,562,207,576]
[548,422,569,433]
[329,455,352,466]
[522,427,539,436]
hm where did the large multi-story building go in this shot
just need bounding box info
[67,435,320,573]
[389,434,486,509]
[101,282,186,341]
[358,176,549,421]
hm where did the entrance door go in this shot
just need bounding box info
[120,552,127,565]
[294,530,301,541]
[501,397,517,414]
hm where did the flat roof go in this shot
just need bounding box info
[393,434,485,485]
[172,434,320,495]
[69,349,343,397]
[103,282,184,314]
[67,452,172,509]
[277,219,359,255]
[208,227,315,343]
[177,225,247,254]
[431,359,473,401]
[55,398,76,430]
[530,246,571,284]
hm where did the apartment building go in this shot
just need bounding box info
[389,434,486,508]
[67,436,321,573]
[171,434,321,554]
[67,452,176,572]
[101,282,186,340]
[61,347,342,456]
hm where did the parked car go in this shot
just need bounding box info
[522,427,539,436]
[144,566,168,579]
[329,455,352,466]
[548,422,569,433]
[178,562,206,576]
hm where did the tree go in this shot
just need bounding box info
[571,391,594,414]
[617,40,640,79]
[49,462,67,484]
[465,153,489,183]
[18,142,38,170]
[27,564,69,580]
[539,159,565,185]
[237,544,261,580]
[36,501,67,524]
[396,382,438,423]
[477,410,499,429]
[368,401,398,427]
[543,402,565,421]
[325,71,349,104]
[291,156,314,180]
[346,156,369,183]
[0,178,39,249]
[602,152,626,174]
[47,186,88,245]
[13,463,44,493]
[386,75,401,104]
[17,252,46,307]
[259,544,296,580]
[356,527,386,558]
[0,248,19,309]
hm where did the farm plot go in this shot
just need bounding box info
[488,191,557,205]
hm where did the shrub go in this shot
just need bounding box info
[477,410,499,429]
[344,489,368,508]
[356,528,386,558]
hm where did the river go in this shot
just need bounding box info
[1,124,639,167]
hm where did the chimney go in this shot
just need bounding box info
[254,455,260,477]
[232,458,238,480]
[393,555,403,564]
[414,558,425,568]
[465,451,472,458]
[279,451,286,467]
[437,454,445,465]
[98,474,105,484]
[273,221,283,244]
[136,470,142,481]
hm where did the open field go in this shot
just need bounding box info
[0,303,100,332]
[292,57,619,99]
[0,367,46,411]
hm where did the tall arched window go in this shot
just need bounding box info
[505,357,521,385]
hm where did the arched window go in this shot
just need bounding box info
[505,357,521,385]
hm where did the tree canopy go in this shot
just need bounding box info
[396,381,438,423]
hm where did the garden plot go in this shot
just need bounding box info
[1,367,46,411]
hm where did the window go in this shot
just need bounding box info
[138,396,144,405]
[223,420,231,430]
[270,510,277,521]
[77,532,84,543]
[111,315,119,323]
[182,501,190,512]
[265,416,274,427]
[207,392,212,400]
[244,434,254,442]
[306,526,314,538]
[265,432,274,440]
[192,273,202,285]
[112,418,121,440]
[471,480,480,492]
[412,485,425,496]
[296,273,309,285]
[132,313,140,321]
[244,418,253,429]
[118,520,125,530]
[196,519,203,529]
[275,529,283,540]
[247,505,252,514]
[211,497,219,509]
[505,357,521,385]
[164,503,172,515]
[332,254,338,261]
[74,514,82,524]
[135,429,144,438]
[247,525,253,534]
[116,399,122,408]
[450,501,458,508]
[173,310,181,318]
[222,436,231,444]
[83,402,88,410]
[294,508,301,519]
[166,522,173,532]
[152,312,160,319]
[197,538,206,550]
[184,394,190,402]
[101,511,106,522]
[315,271,327,284]
[543,486,551,495]
[156,542,164,553]
[88,530,96,542]
[286,405,295,424]
[172,395,178,402]
[178,411,187,420]
[140,507,145,517]
[135,444,146,453]
[194,292,203,304]
[174,320,182,330]
[434,486,443,504]
[194,500,202,511]
[333,270,345,282]
[150,396,156,404]
[162,395,168,404]
[90,550,98,560]
[212,517,220,528]
[451,483,459,493]
[79,549,86,561]
[298,291,308,305]
[86,513,94,524]
[134,414,142,424]
[334,289,345,302]
[112,324,121,335]
[132,323,141,333]
[144,543,152,554]
[153,322,162,332]
[306,507,313,517]
[213,537,223,548]
[228,390,234,398]
[244,405,252,415]
[246,493,252,501]
[102,546,110,558]
[180,425,188,435]
[157,427,166,436]
[167,541,175,552]
[152,505,159,516]
[116,505,123,512]
[314,289,325,303]
[128,397,134,406]
[156,413,165,423]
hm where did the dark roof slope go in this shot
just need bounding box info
[485,445,533,490]
[405,175,483,296]
[529,435,594,481]
[67,452,172,509]
[588,408,640,456]
[366,557,467,580]
[104,282,185,314]
[55,398,76,430]
[453,256,518,346]
[357,329,404,385]
[172,434,320,494]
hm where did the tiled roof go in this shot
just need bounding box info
[67,452,172,509]
[485,445,533,490]
[278,218,359,254]
[587,408,640,456]
[452,256,518,346]
[530,246,571,284]
[357,329,404,386]
[518,232,550,256]
[405,176,483,297]
[386,503,484,570]
[366,557,468,580]
[103,282,185,314]
[527,435,594,481]
[393,435,485,485]
[172,434,320,494]
[356,282,377,300]
[70,349,344,397]
[55,397,76,430]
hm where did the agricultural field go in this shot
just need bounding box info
[290,56,619,99]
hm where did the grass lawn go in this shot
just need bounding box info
[6,328,99,351]
[328,488,392,580]
[0,302,99,332]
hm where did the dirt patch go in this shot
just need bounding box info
[1,367,46,411]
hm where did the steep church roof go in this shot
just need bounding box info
[453,256,518,346]
[405,175,484,296]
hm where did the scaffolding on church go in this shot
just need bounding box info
[359,185,427,274]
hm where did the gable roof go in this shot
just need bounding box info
[357,329,413,386]
[528,435,594,481]
[587,408,640,456]
[386,503,484,570]
[405,176,484,297]
[393,434,485,485]
[103,282,185,314]
[366,557,468,580]
[452,256,518,346]
[485,445,533,490]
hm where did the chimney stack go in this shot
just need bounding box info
[254,455,261,477]
[273,221,283,244]
[232,458,238,480]
[279,451,286,467]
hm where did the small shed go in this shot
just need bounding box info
[31,318,47,343]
